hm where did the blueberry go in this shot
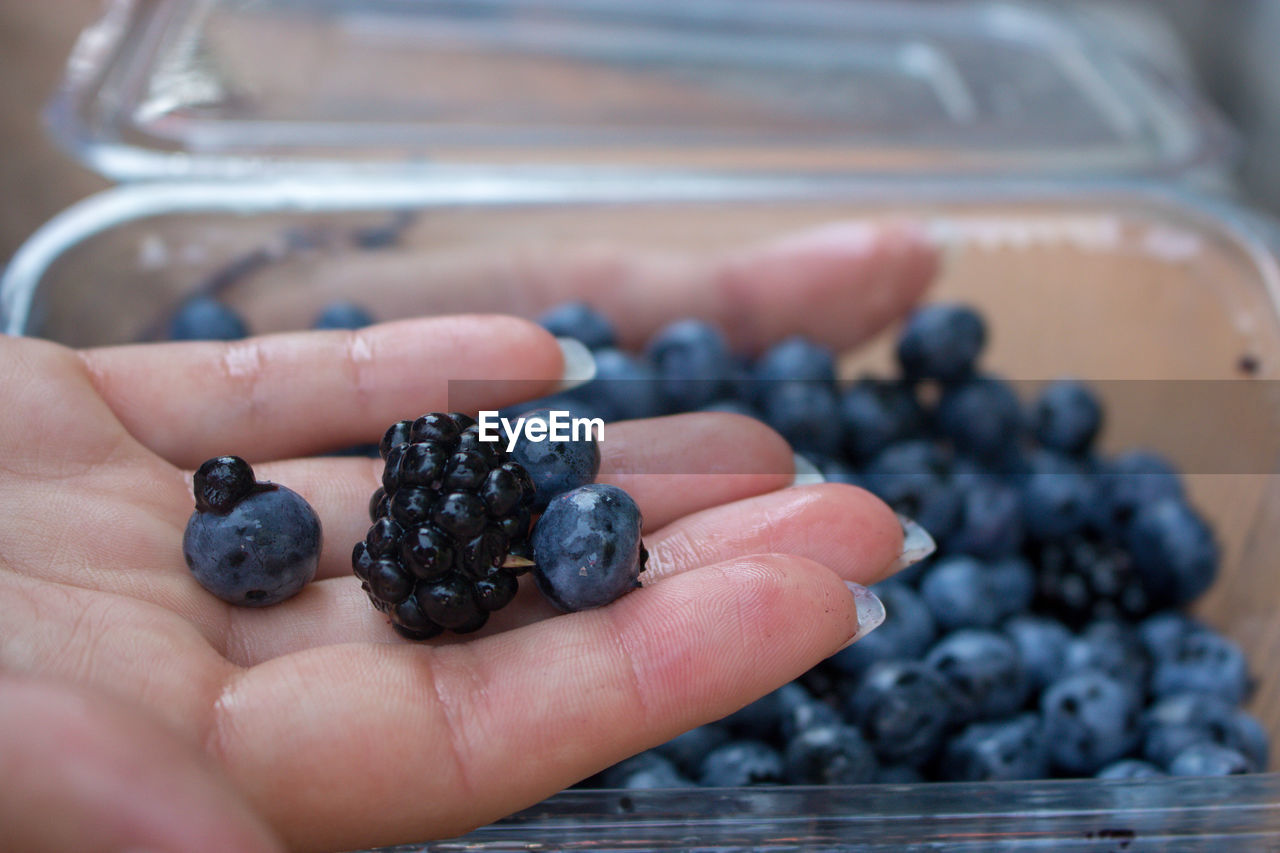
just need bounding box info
[606,751,693,789]
[783,724,878,784]
[1150,630,1250,705]
[720,682,811,742]
[1093,450,1184,536]
[1019,452,1096,541]
[1168,743,1252,777]
[939,713,1049,782]
[312,301,374,330]
[183,472,322,607]
[1127,497,1218,608]
[507,408,602,511]
[945,482,1024,560]
[863,442,962,544]
[1063,622,1151,697]
[919,556,1001,631]
[1004,615,1073,692]
[817,456,862,488]
[838,379,925,464]
[575,348,661,421]
[1096,759,1166,780]
[646,319,734,412]
[193,455,257,514]
[169,296,248,341]
[600,751,683,788]
[1142,692,1264,770]
[620,764,694,789]
[761,381,842,457]
[537,302,617,350]
[531,484,646,612]
[1040,671,1141,776]
[753,336,837,386]
[825,581,936,678]
[779,700,844,742]
[896,303,986,382]
[655,725,732,776]
[925,630,1028,724]
[846,660,954,766]
[1032,380,1103,455]
[1137,612,1206,663]
[988,557,1035,619]
[698,740,785,786]
[499,393,611,427]
[935,376,1024,462]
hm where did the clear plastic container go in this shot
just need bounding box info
[10,1,1278,848]
[4,175,1280,848]
[48,0,1232,182]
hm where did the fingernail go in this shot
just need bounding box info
[890,513,936,574]
[553,337,597,392]
[840,582,885,649]
[790,453,825,487]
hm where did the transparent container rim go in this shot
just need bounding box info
[43,0,1237,183]
[5,173,1280,337]
[425,774,1280,849]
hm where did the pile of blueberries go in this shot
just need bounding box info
[164,286,1266,787]
[522,301,1265,788]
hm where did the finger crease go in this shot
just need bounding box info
[423,653,481,806]
[601,606,653,731]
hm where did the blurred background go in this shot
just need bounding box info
[3,0,1280,265]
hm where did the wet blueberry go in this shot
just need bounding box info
[507,408,602,511]
[531,484,647,611]
[183,458,321,607]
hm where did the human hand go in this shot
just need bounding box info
[0,222,936,853]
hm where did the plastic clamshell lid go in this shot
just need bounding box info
[50,0,1229,181]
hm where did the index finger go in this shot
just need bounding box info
[78,315,571,468]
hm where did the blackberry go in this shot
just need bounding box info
[358,412,537,639]
[1032,534,1152,628]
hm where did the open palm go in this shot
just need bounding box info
[0,222,934,853]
